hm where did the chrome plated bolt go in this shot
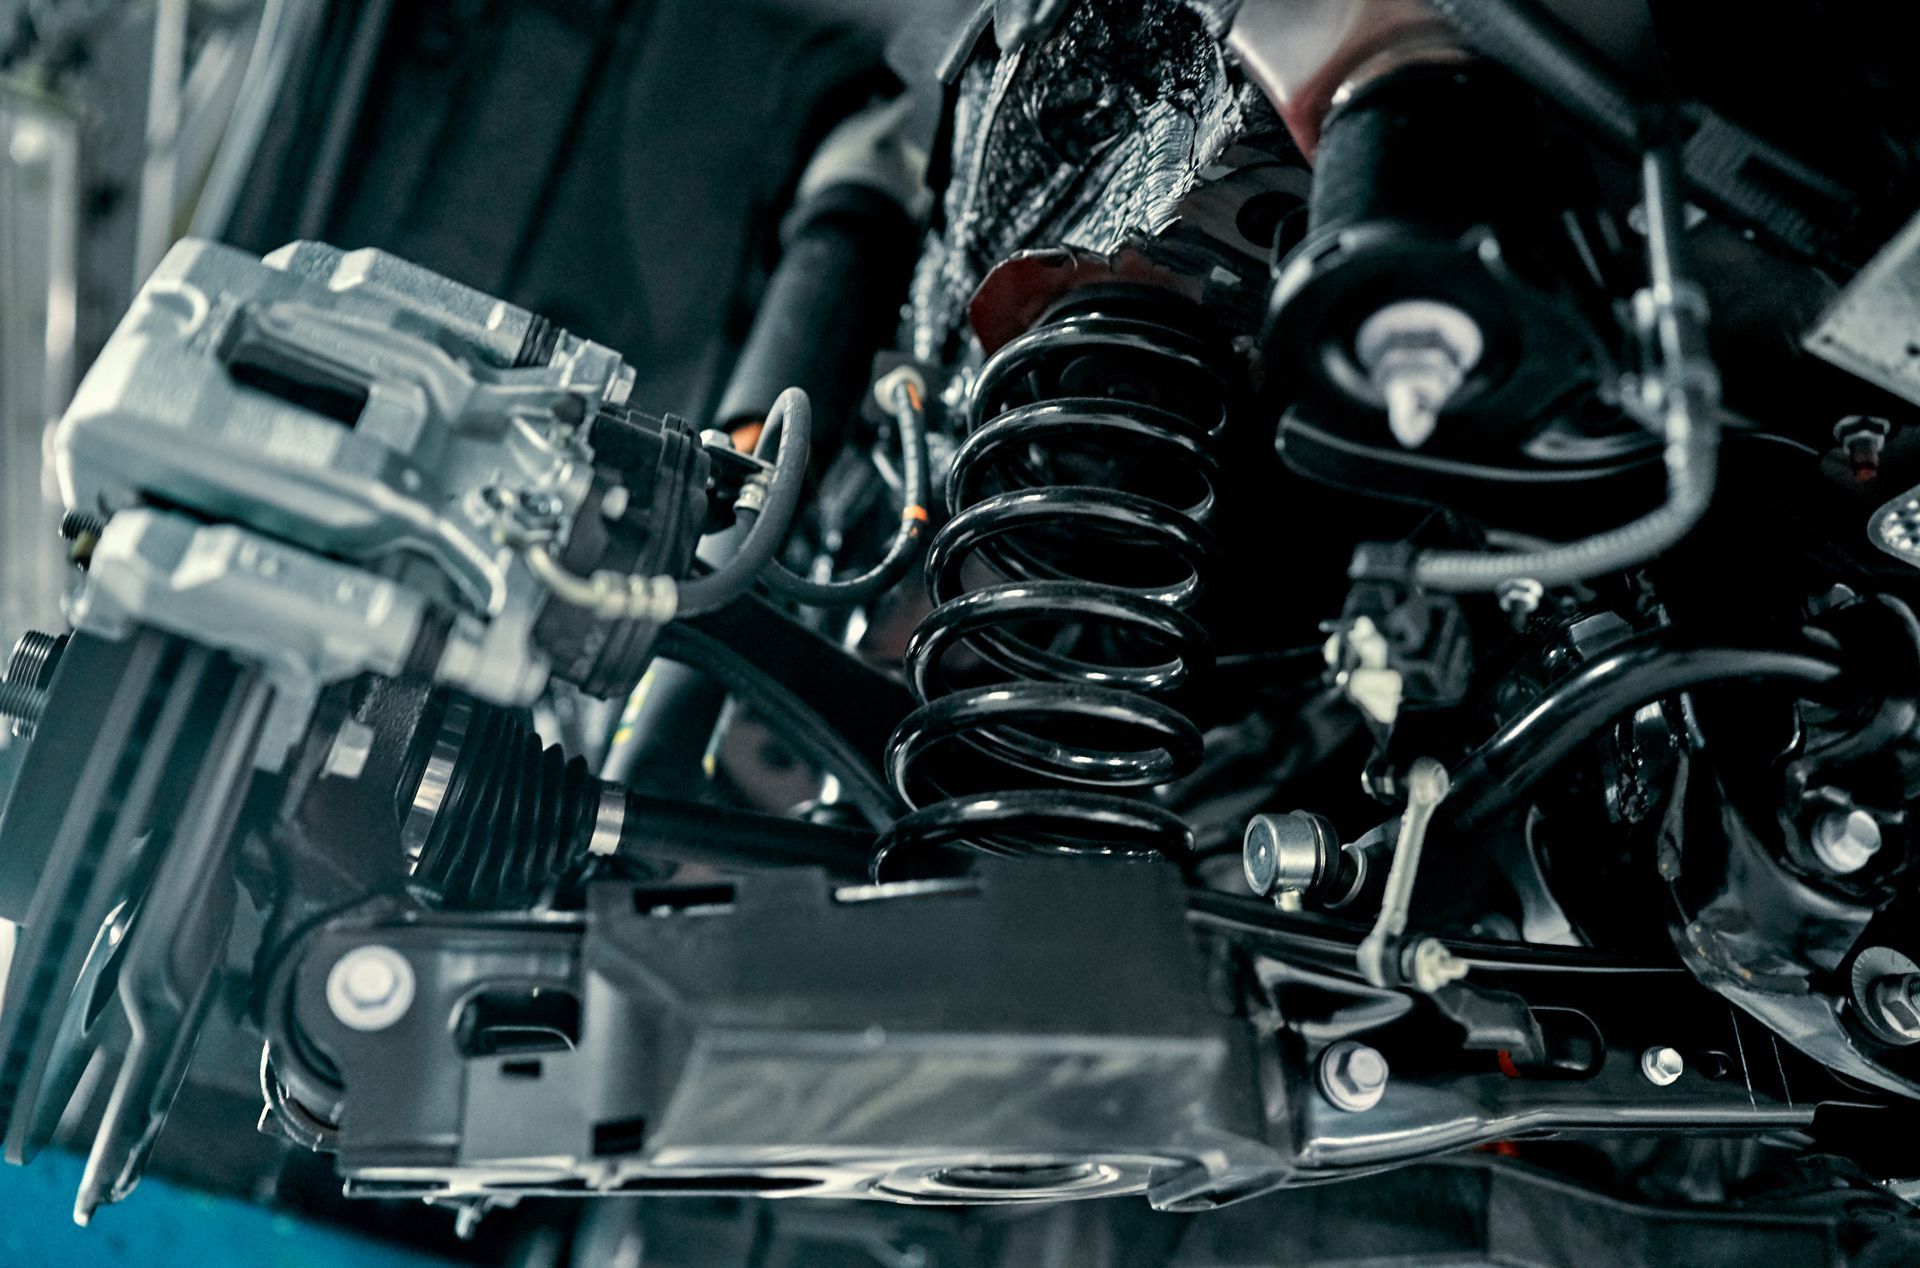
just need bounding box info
[1355,300,1484,450]
[1640,1045,1684,1086]
[1870,974,1920,1042]
[1810,809,1881,875]
[1318,1040,1390,1112]
[326,945,415,1032]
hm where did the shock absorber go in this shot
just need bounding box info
[874,288,1236,877]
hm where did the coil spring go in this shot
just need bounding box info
[875,292,1233,877]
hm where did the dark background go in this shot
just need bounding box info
[221,0,972,426]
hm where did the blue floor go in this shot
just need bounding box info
[0,1151,461,1268]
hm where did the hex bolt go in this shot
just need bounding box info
[1318,1040,1390,1113]
[1640,1045,1685,1086]
[1355,300,1484,450]
[1810,809,1882,875]
[1869,974,1920,1043]
[326,945,416,1032]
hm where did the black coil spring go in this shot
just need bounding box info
[875,292,1233,876]
[409,698,601,907]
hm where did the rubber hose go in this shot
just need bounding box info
[675,386,812,617]
[760,379,930,608]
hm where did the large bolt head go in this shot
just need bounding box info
[1871,974,1920,1042]
[1640,1045,1685,1086]
[326,945,415,1032]
[1810,809,1882,875]
[1318,1039,1389,1112]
